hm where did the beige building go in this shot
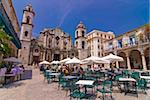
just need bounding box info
[0,0,21,60]
[86,30,115,57]
[103,24,150,70]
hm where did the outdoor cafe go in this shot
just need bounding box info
[39,54,150,99]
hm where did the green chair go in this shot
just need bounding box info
[58,75,67,89]
[123,70,130,77]
[113,74,123,89]
[136,78,147,94]
[70,85,92,100]
[97,80,113,100]
[131,72,140,80]
[70,90,85,100]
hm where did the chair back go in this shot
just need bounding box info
[131,72,140,80]
[102,80,112,90]
[123,70,129,77]
[137,78,147,89]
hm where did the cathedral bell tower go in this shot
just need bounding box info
[75,21,87,59]
[18,4,35,65]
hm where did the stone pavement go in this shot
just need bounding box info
[0,68,150,100]
[0,68,69,100]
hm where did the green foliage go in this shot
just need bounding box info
[0,26,12,55]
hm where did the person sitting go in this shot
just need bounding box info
[74,66,79,73]
[79,67,84,78]
[64,68,69,76]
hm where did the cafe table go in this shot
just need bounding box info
[46,70,55,73]
[49,73,61,76]
[63,76,77,80]
[76,80,95,94]
[140,76,150,80]
[119,77,137,95]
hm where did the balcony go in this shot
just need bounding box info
[104,38,150,52]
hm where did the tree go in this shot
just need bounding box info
[0,26,12,55]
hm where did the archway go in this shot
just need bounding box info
[129,50,142,69]
[118,52,127,69]
[144,48,150,70]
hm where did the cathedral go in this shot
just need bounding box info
[18,5,79,65]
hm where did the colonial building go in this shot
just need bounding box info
[103,24,150,70]
[0,0,21,60]
[86,30,115,57]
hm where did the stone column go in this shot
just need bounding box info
[114,51,119,68]
[116,61,119,68]
[43,51,45,61]
[126,54,131,70]
[141,53,147,70]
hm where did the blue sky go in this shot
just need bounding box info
[13,0,149,41]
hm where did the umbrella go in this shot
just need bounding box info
[60,58,71,63]
[65,57,82,64]
[50,61,60,64]
[3,57,22,63]
[102,53,124,62]
[39,60,50,65]
[82,56,110,64]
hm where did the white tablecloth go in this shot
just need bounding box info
[119,78,136,82]
[76,80,94,85]
[49,73,60,76]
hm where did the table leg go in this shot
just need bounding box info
[124,82,129,95]
[85,86,87,94]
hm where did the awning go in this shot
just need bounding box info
[0,10,21,49]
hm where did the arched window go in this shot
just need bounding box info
[76,41,78,48]
[98,52,100,57]
[98,45,100,49]
[35,49,39,53]
[26,16,30,24]
[82,41,85,49]
[24,31,28,37]
[28,7,31,12]
[82,31,84,37]
[76,31,78,38]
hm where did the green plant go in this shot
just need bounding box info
[0,26,12,55]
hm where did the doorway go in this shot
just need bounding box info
[53,54,60,61]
